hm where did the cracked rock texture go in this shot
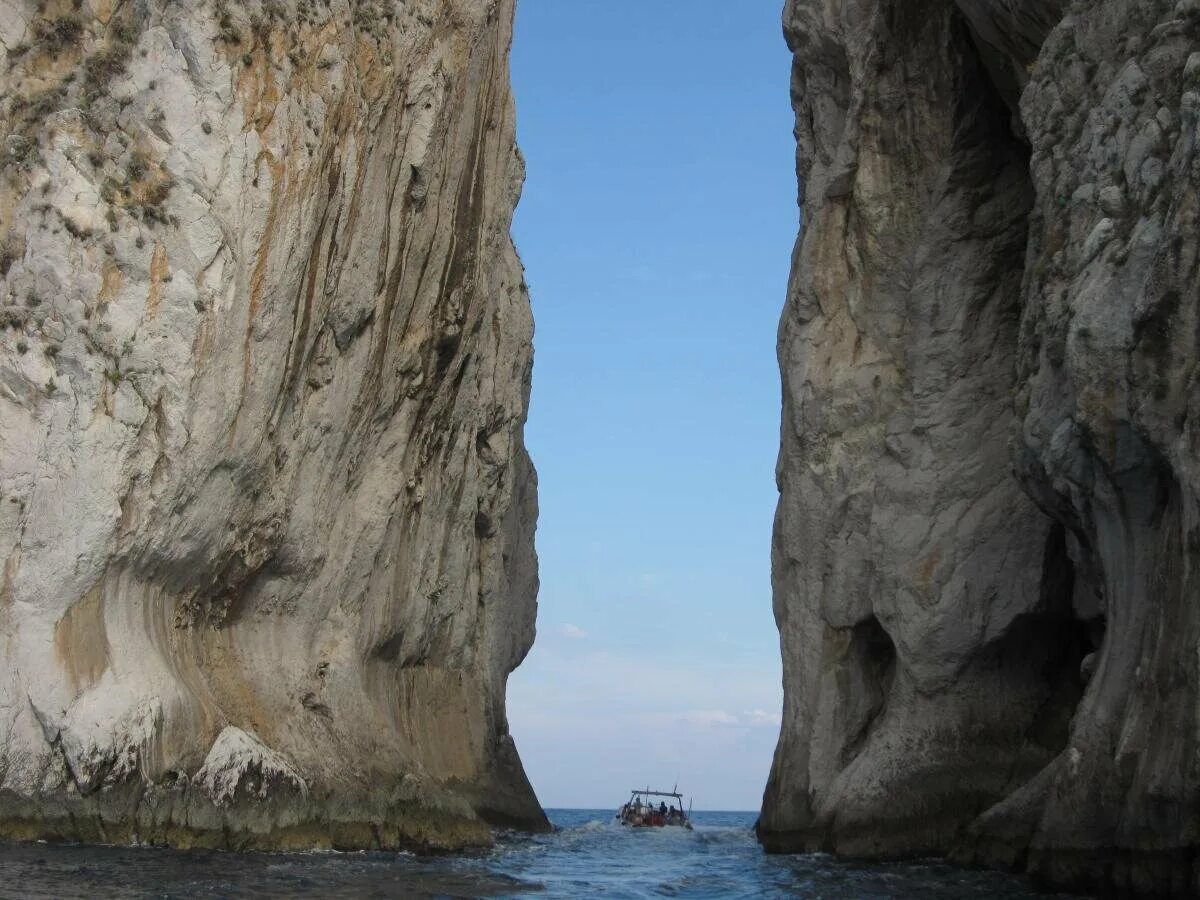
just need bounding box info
[0,0,545,849]
[762,0,1200,895]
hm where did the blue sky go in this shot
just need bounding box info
[506,1,797,811]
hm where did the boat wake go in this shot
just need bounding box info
[571,819,616,834]
[690,825,755,846]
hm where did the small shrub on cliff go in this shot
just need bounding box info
[133,173,175,224]
[0,236,20,278]
[76,8,142,105]
[214,3,242,45]
[126,151,150,182]
[11,86,66,132]
[351,0,391,41]
[4,136,36,168]
[33,15,84,54]
[81,46,131,100]
[61,215,93,241]
[103,149,173,219]
[0,307,29,330]
[113,14,140,46]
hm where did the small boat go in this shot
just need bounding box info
[615,787,692,829]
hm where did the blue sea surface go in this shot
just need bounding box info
[0,809,1078,898]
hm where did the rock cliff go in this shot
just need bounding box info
[0,0,545,849]
[761,0,1200,895]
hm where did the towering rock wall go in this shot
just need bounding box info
[0,0,545,849]
[762,0,1200,895]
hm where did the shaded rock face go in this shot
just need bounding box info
[0,0,545,849]
[763,0,1200,895]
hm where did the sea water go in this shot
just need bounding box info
[0,809,1079,898]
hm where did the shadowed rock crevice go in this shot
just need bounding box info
[837,616,896,767]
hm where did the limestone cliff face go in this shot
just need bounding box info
[762,0,1200,895]
[0,0,545,849]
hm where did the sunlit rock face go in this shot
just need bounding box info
[0,0,545,849]
[762,0,1200,895]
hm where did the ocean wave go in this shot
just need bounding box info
[690,825,756,846]
[571,819,617,833]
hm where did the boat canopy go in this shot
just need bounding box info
[627,789,685,802]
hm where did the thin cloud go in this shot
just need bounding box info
[638,709,742,729]
[674,709,739,728]
[744,708,782,727]
[558,623,588,640]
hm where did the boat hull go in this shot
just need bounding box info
[616,814,692,830]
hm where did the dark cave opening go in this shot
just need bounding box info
[1024,523,1103,753]
[839,614,898,765]
[851,613,898,701]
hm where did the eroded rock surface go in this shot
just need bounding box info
[762,0,1200,895]
[0,0,545,849]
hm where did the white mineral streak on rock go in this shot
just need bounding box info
[0,0,543,849]
[764,1,1200,896]
[194,726,307,806]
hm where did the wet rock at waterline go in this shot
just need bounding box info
[761,0,1200,895]
[0,0,545,849]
